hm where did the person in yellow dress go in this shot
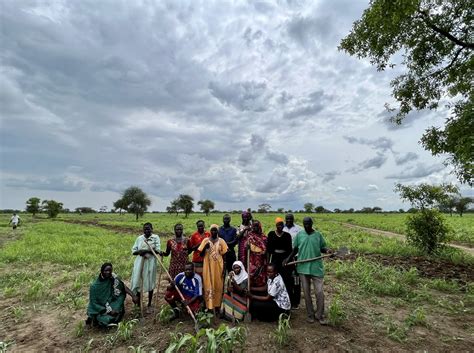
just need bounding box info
[198,224,228,314]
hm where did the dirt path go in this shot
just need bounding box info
[337,222,474,256]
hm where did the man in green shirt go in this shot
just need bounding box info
[284,217,332,324]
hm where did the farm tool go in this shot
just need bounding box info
[138,256,145,320]
[285,246,349,266]
[144,239,200,332]
[244,247,252,323]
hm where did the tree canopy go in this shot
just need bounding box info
[198,199,215,216]
[303,203,315,213]
[176,194,194,218]
[41,200,63,218]
[395,182,458,210]
[340,0,473,185]
[118,186,151,221]
[26,197,41,216]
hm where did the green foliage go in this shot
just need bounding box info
[0,340,15,353]
[41,200,63,218]
[406,209,450,254]
[327,295,347,326]
[79,339,94,353]
[340,0,474,184]
[197,200,215,216]
[174,195,194,218]
[405,307,428,328]
[455,197,472,217]
[106,319,139,346]
[271,313,291,347]
[155,305,175,325]
[10,306,25,323]
[26,197,41,216]
[165,324,246,353]
[195,311,214,328]
[118,186,152,221]
[395,183,459,210]
[74,320,85,338]
[303,203,314,213]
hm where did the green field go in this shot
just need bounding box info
[0,213,473,351]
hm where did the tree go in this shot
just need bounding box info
[99,206,108,213]
[398,208,405,213]
[314,205,326,213]
[113,198,128,216]
[41,200,63,218]
[372,206,383,213]
[119,186,152,221]
[396,183,457,254]
[334,208,342,213]
[455,197,472,217]
[75,207,96,214]
[176,194,194,218]
[304,203,314,213]
[198,199,215,216]
[26,197,41,217]
[166,199,179,216]
[439,196,457,216]
[257,203,272,213]
[277,208,285,213]
[340,0,474,185]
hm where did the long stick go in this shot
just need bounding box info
[285,254,331,266]
[139,256,145,318]
[244,246,252,322]
[144,240,198,325]
[155,254,163,308]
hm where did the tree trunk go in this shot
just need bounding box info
[136,213,139,221]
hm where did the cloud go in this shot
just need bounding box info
[283,90,330,120]
[209,80,272,112]
[322,171,340,183]
[344,136,394,152]
[386,163,446,180]
[336,186,349,192]
[350,152,388,173]
[5,176,85,192]
[394,152,418,165]
[367,184,379,191]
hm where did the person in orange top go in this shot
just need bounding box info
[187,220,210,276]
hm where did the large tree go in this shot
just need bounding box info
[113,198,128,215]
[303,203,315,213]
[176,194,194,218]
[119,186,152,221]
[340,0,473,185]
[455,196,472,217]
[26,197,41,217]
[41,200,63,218]
[198,199,215,216]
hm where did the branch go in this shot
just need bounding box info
[431,47,465,78]
[417,10,474,49]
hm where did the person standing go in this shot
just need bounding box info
[188,220,210,276]
[283,213,302,309]
[266,217,293,305]
[131,222,161,314]
[160,223,189,279]
[198,224,228,314]
[284,217,332,324]
[236,211,252,264]
[243,220,268,287]
[219,214,238,273]
[9,213,21,229]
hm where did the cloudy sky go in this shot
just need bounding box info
[1,0,471,212]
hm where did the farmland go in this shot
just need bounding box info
[0,213,473,352]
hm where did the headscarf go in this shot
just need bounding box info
[231,260,248,285]
[210,224,219,231]
[275,217,284,225]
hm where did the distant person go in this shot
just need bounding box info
[242,220,267,287]
[9,213,21,229]
[236,211,252,264]
[219,214,238,273]
[131,222,161,314]
[86,263,138,327]
[248,263,290,322]
[160,223,189,279]
[187,220,210,276]
[283,217,332,324]
[267,217,293,306]
[198,224,228,314]
[165,262,203,320]
[283,213,302,309]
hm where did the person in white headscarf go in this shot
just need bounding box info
[226,260,248,296]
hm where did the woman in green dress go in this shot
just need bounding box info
[87,263,137,327]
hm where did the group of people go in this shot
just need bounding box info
[87,213,332,327]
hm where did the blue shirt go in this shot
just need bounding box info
[174,273,202,297]
[219,225,238,252]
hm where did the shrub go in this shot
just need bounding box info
[406,209,450,254]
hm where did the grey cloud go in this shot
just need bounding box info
[344,136,394,152]
[322,171,340,183]
[349,152,388,173]
[5,177,85,192]
[283,90,330,120]
[386,163,446,180]
[394,152,418,165]
[367,184,379,191]
[209,81,272,112]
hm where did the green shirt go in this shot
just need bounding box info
[293,230,327,277]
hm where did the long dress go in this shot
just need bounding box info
[237,224,251,264]
[198,237,228,309]
[87,274,126,326]
[243,231,268,287]
[131,234,161,294]
[166,238,189,279]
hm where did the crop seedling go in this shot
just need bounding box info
[116,319,139,341]
[328,295,347,326]
[195,311,214,328]
[271,313,291,347]
[74,320,85,338]
[10,306,25,322]
[79,339,94,353]
[405,307,428,328]
[155,305,175,324]
[0,340,15,353]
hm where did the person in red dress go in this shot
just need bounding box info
[160,223,189,279]
[187,220,210,276]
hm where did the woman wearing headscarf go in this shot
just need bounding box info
[198,224,228,313]
[226,260,248,296]
[243,220,268,287]
[87,263,138,327]
[267,217,294,305]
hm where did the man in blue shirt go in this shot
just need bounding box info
[219,214,238,273]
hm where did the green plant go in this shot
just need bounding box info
[405,307,428,328]
[116,319,138,341]
[79,339,94,353]
[406,209,451,254]
[327,295,347,326]
[74,320,85,338]
[155,305,175,324]
[10,306,25,322]
[271,313,291,347]
[0,340,14,353]
[195,311,213,328]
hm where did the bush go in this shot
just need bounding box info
[406,209,450,254]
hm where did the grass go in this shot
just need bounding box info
[271,313,291,347]
[327,295,347,326]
